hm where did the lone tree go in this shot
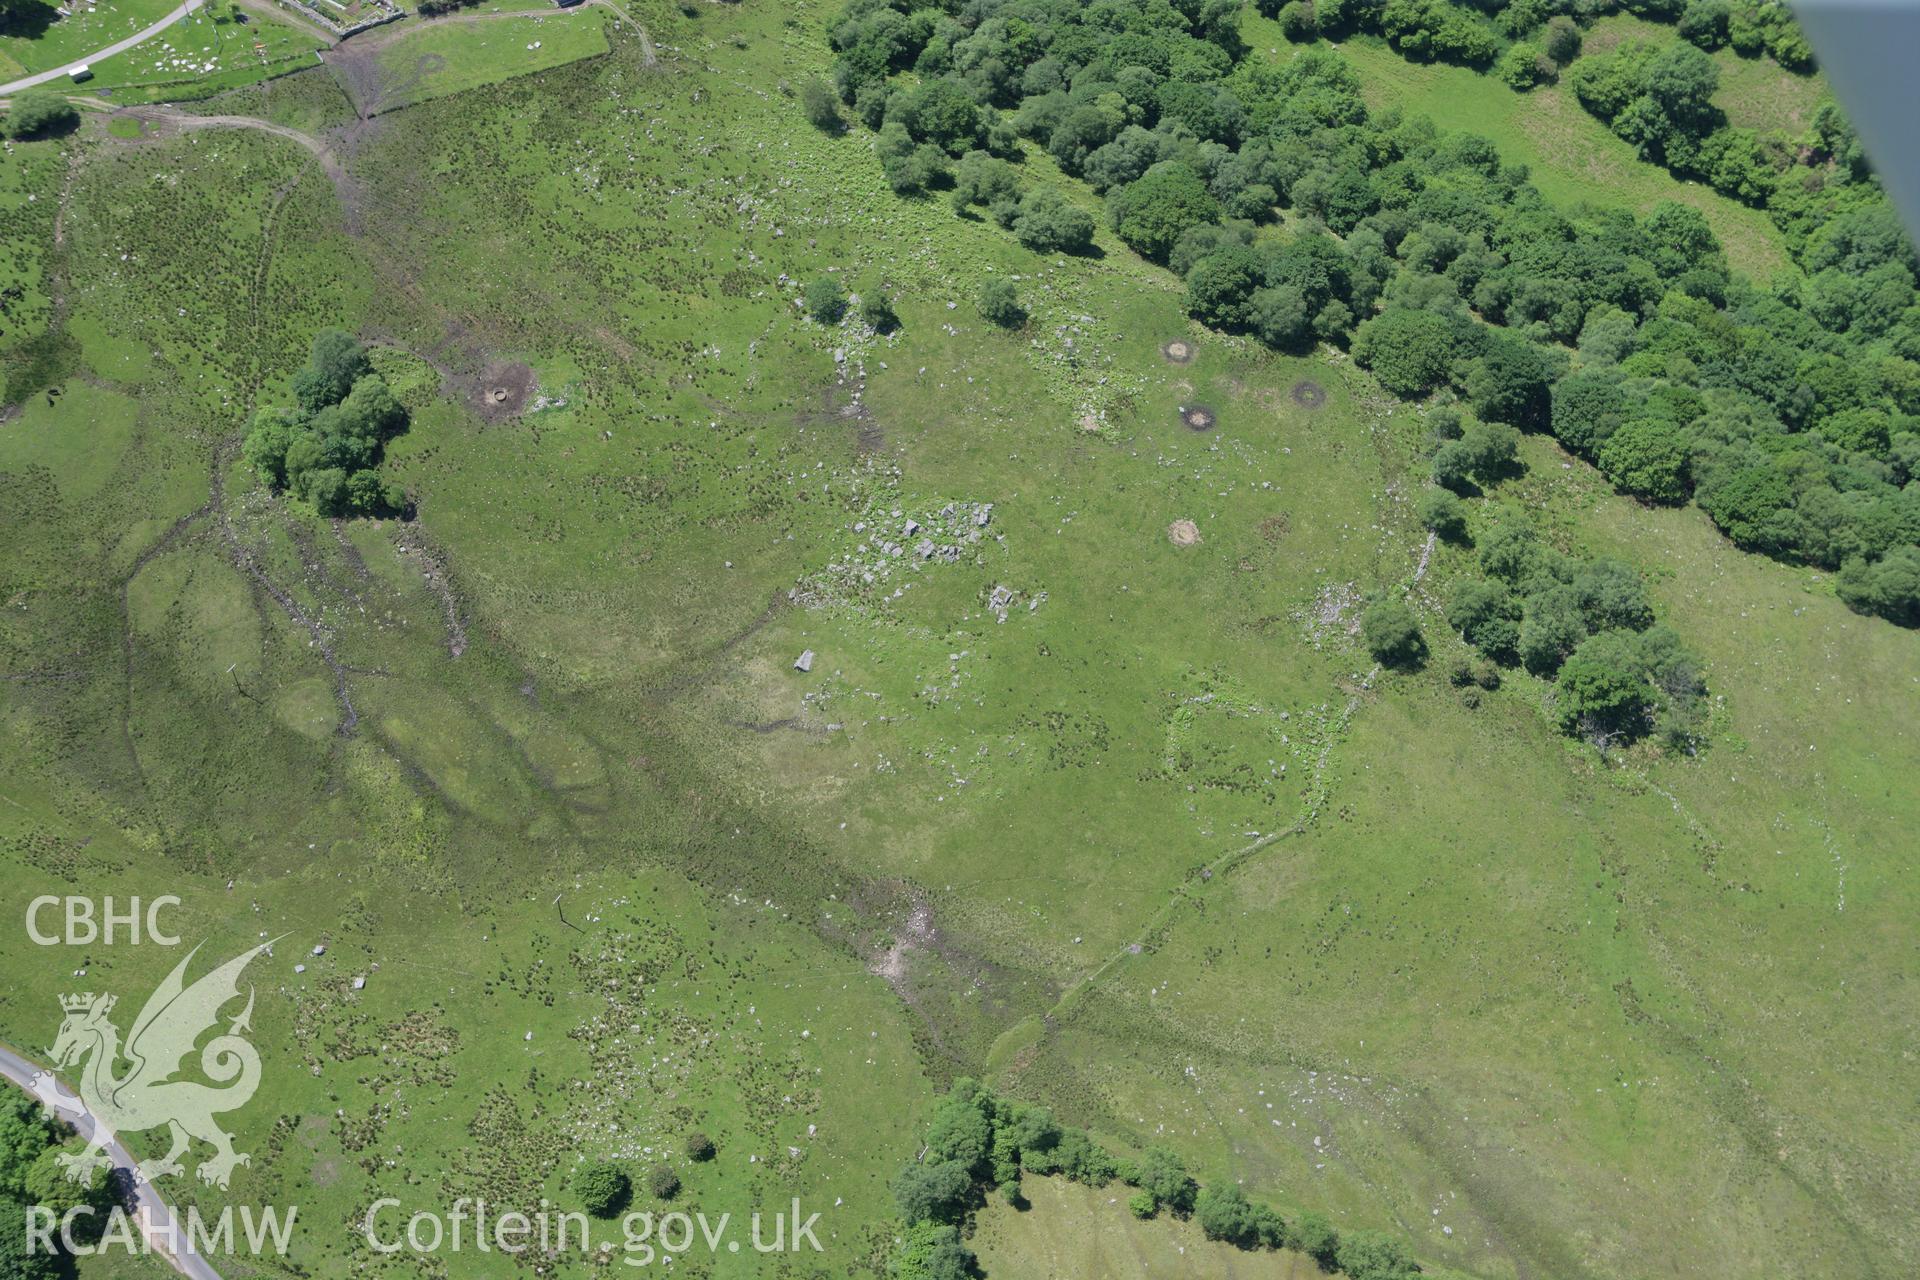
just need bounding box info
[978,278,1025,329]
[3,90,78,141]
[1362,599,1426,668]
[1277,1,1316,41]
[860,287,899,334]
[684,1131,716,1162]
[1417,487,1468,541]
[574,1161,630,1218]
[803,277,847,324]
[1011,187,1096,253]
[647,1164,680,1201]
[799,77,842,132]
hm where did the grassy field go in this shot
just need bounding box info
[80,6,322,94]
[0,0,180,80]
[1712,42,1830,134]
[0,0,1914,1278]
[347,8,610,114]
[973,1177,1336,1279]
[0,1,325,102]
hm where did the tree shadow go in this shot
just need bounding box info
[13,112,83,142]
[0,1,58,40]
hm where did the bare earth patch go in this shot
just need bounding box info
[1178,403,1216,432]
[1160,338,1194,365]
[1167,519,1201,547]
[468,360,536,420]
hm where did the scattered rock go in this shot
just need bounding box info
[794,650,815,673]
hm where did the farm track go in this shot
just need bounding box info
[1042,667,1378,1028]
[87,105,374,739]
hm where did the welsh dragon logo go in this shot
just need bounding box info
[45,940,275,1190]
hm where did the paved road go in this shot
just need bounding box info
[0,1039,221,1280]
[0,0,205,97]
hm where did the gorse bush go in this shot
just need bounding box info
[816,0,1920,628]
[573,1161,629,1218]
[977,278,1025,328]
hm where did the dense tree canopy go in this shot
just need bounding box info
[0,1097,56,1200]
[820,0,1920,626]
[1130,1146,1198,1215]
[3,91,77,141]
[1194,1183,1286,1248]
[244,331,408,518]
[0,1195,56,1280]
[892,1159,974,1225]
[1109,162,1219,262]
[0,1096,102,1276]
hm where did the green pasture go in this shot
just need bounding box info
[359,8,608,114]
[0,1,1912,1279]
[73,5,323,98]
[0,0,180,81]
[974,1176,1335,1279]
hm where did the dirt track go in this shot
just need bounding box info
[125,109,340,173]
